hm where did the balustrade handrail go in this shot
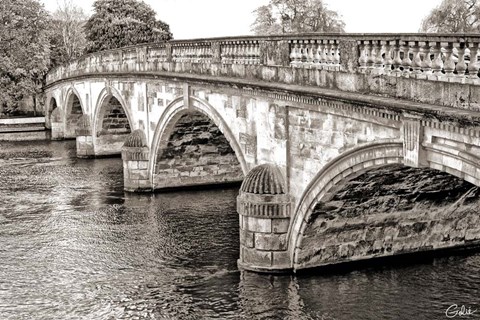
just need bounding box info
[46,33,480,86]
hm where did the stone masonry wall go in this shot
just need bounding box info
[154,112,243,189]
[296,165,480,269]
[100,97,131,135]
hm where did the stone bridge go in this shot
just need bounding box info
[44,33,480,273]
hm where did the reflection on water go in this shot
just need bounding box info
[1,140,480,320]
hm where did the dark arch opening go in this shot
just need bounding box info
[296,164,480,269]
[68,93,82,115]
[97,96,131,136]
[47,98,58,129]
[49,97,57,114]
[64,93,83,139]
[153,111,243,190]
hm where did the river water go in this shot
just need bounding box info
[1,139,480,320]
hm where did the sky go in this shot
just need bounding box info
[40,0,444,39]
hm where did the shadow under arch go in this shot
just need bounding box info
[63,86,85,138]
[148,96,248,184]
[289,139,480,270]
[289,141,405,267]
[45,95,58,129]
[64,86,85,116]
[93,86,134,137]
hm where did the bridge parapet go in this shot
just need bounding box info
[46,33,480,116]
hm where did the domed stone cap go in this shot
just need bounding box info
[123,129,147,148]
[240,164,286,194]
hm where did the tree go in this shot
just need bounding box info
[420,0,480,33]
[84,0,172,53]
[0,0,51,115]
[251,0,345,35]
[49,0,88,67]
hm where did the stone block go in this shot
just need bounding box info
[272,218,290,233]
[241,247,272,267]
[254,233,287,251]
[272,251,291,267]
[240,229,255,248]
[243,216,272,233]
[128,161,139,170]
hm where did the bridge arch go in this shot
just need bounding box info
[64,86,85,116]
[149,96,248,186]
[93,86,133,137]
[289,140,480,270]
[62,87,85,139]
[290,141,404,265]
[45,95,58,129]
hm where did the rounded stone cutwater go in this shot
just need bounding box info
[237,164,293,273]
[75,115,94,158]
[50,107,64,140]
[75,114,92,137]
[122,129,152,192]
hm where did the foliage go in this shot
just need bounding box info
[420,0,480,32]
[251,0,345,35]
[0,0,51,115]
[49,0,88,67]
[85,0,172,53]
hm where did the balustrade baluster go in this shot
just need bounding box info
[383,40,393,74]
[392,41,402,75]
[358,41,367,72]
[373,40,384,73]
[468,42,479,80]
[313,41,321,67]
[455,43,467,78]
[443,42,455,78]
[306,41,314,67]
[226,43,233,64]
[237,42,244,64]
[231,43,237,64]
[411,41,422,74]
[299,42,307,65]
[247,42,254,64]
[320,41,328,67]
[431,42,443,75]
[366,41,374,69]
[401,42,412,76]
[220,43,227,64]
[252,42,259,65]
[421,42,432,75]
[325,41,333,65]
[289,41,298,67]
[332,41,340,67]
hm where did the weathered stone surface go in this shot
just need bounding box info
[154,112,243,190]
[255,233,287,251]
[296,165,480,269]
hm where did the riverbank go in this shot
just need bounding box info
[0,117,49,141]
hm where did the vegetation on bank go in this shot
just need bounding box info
[0,0,171,117]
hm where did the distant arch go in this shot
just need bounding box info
[93,86,133,137]
[148,96,248,181]
[64,87,85,116]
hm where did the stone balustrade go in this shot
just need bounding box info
[46,33,480,87]
[354,37,480,82]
